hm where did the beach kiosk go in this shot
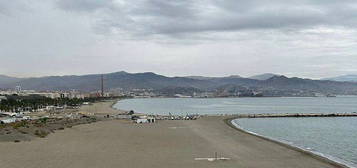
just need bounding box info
[134,116,156,124]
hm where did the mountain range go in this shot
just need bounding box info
[323,75,357,82]
[0,75,22,86]
[0,72,357,95]
[248,73,278,80]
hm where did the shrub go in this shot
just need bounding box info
[34,130,49,138]
[12,121,28,129]
[18,129,28,134]
[39,117,48,124]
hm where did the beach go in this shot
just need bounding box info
[0,101,347,168]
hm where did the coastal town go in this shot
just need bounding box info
[0,75,343,127]
[0,82,351,143]
[0,82,338,126]
[0,82,354,168]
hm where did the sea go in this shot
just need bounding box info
[114,97,357,167]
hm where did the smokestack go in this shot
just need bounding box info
[101,74,104,97]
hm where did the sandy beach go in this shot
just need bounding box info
[0,101,347,168]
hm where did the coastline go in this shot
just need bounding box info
[226,117,352,168]
[114,99,350,168]
[0,100,350,168]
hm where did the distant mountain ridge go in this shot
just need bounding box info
[0,75,22,85]
[0,71,214,91]
[1,72,357,95]
[323,75,357,82]
[185,75,242,80]
[249,73,279,80]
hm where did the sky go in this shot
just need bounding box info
[1,0,357,79]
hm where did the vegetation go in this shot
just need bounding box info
[34,129,49,138]
[39,117,48,124]
[0,95,123,112]
[11,121,28,129]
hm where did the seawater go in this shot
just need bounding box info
[233,118,357,168]
[114,97,357,167]
[115,97,357,115]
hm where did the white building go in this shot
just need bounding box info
[0,96,7,102]
[135,116,156,123]
[0,118,17,124]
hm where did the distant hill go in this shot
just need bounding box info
[249,73,279,80]
[323,75,357,82]
[185,75,242,80]
[258,75,357,94]
[0,75,22,86]
[1,71,215,92]
[184,76,217,80]
[1,72,357,95]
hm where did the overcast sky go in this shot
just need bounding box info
[1,0,357,79]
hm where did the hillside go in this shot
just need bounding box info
[0,75,22,86]
[1,71,215,92]
[1,72,357,95]
[249,73,279,80]
[323,75,357,82]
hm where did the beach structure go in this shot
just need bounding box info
[82,102,91,105]
[135,118,148,123]
[135,117,156,124]
[133,115,156,123]
[0,117,17,124]
[232,112,357,118]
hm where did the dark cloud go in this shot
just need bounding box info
[55,0,357,37]
[1,0,357,78]
[56,0,116,12]
[135,0,197,19]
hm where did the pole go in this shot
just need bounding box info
[101,74,104,97]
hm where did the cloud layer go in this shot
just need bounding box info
[56,0,357,37]
[0,0,357,78]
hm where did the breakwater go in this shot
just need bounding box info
[231,112,357,118]
[152,112,357,120]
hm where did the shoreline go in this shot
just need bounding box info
[224,117,351,168]
[230,120,354,168]
[0,100,351,168]
[114,99,350,168]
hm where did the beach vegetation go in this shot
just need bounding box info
[39,117,48,124]
[34,129,48,138]
[11,121,28,129]
[0,95,120,112]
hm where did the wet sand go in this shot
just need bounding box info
[0,101,347,168]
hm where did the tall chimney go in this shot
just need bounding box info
[101,74,104,97]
